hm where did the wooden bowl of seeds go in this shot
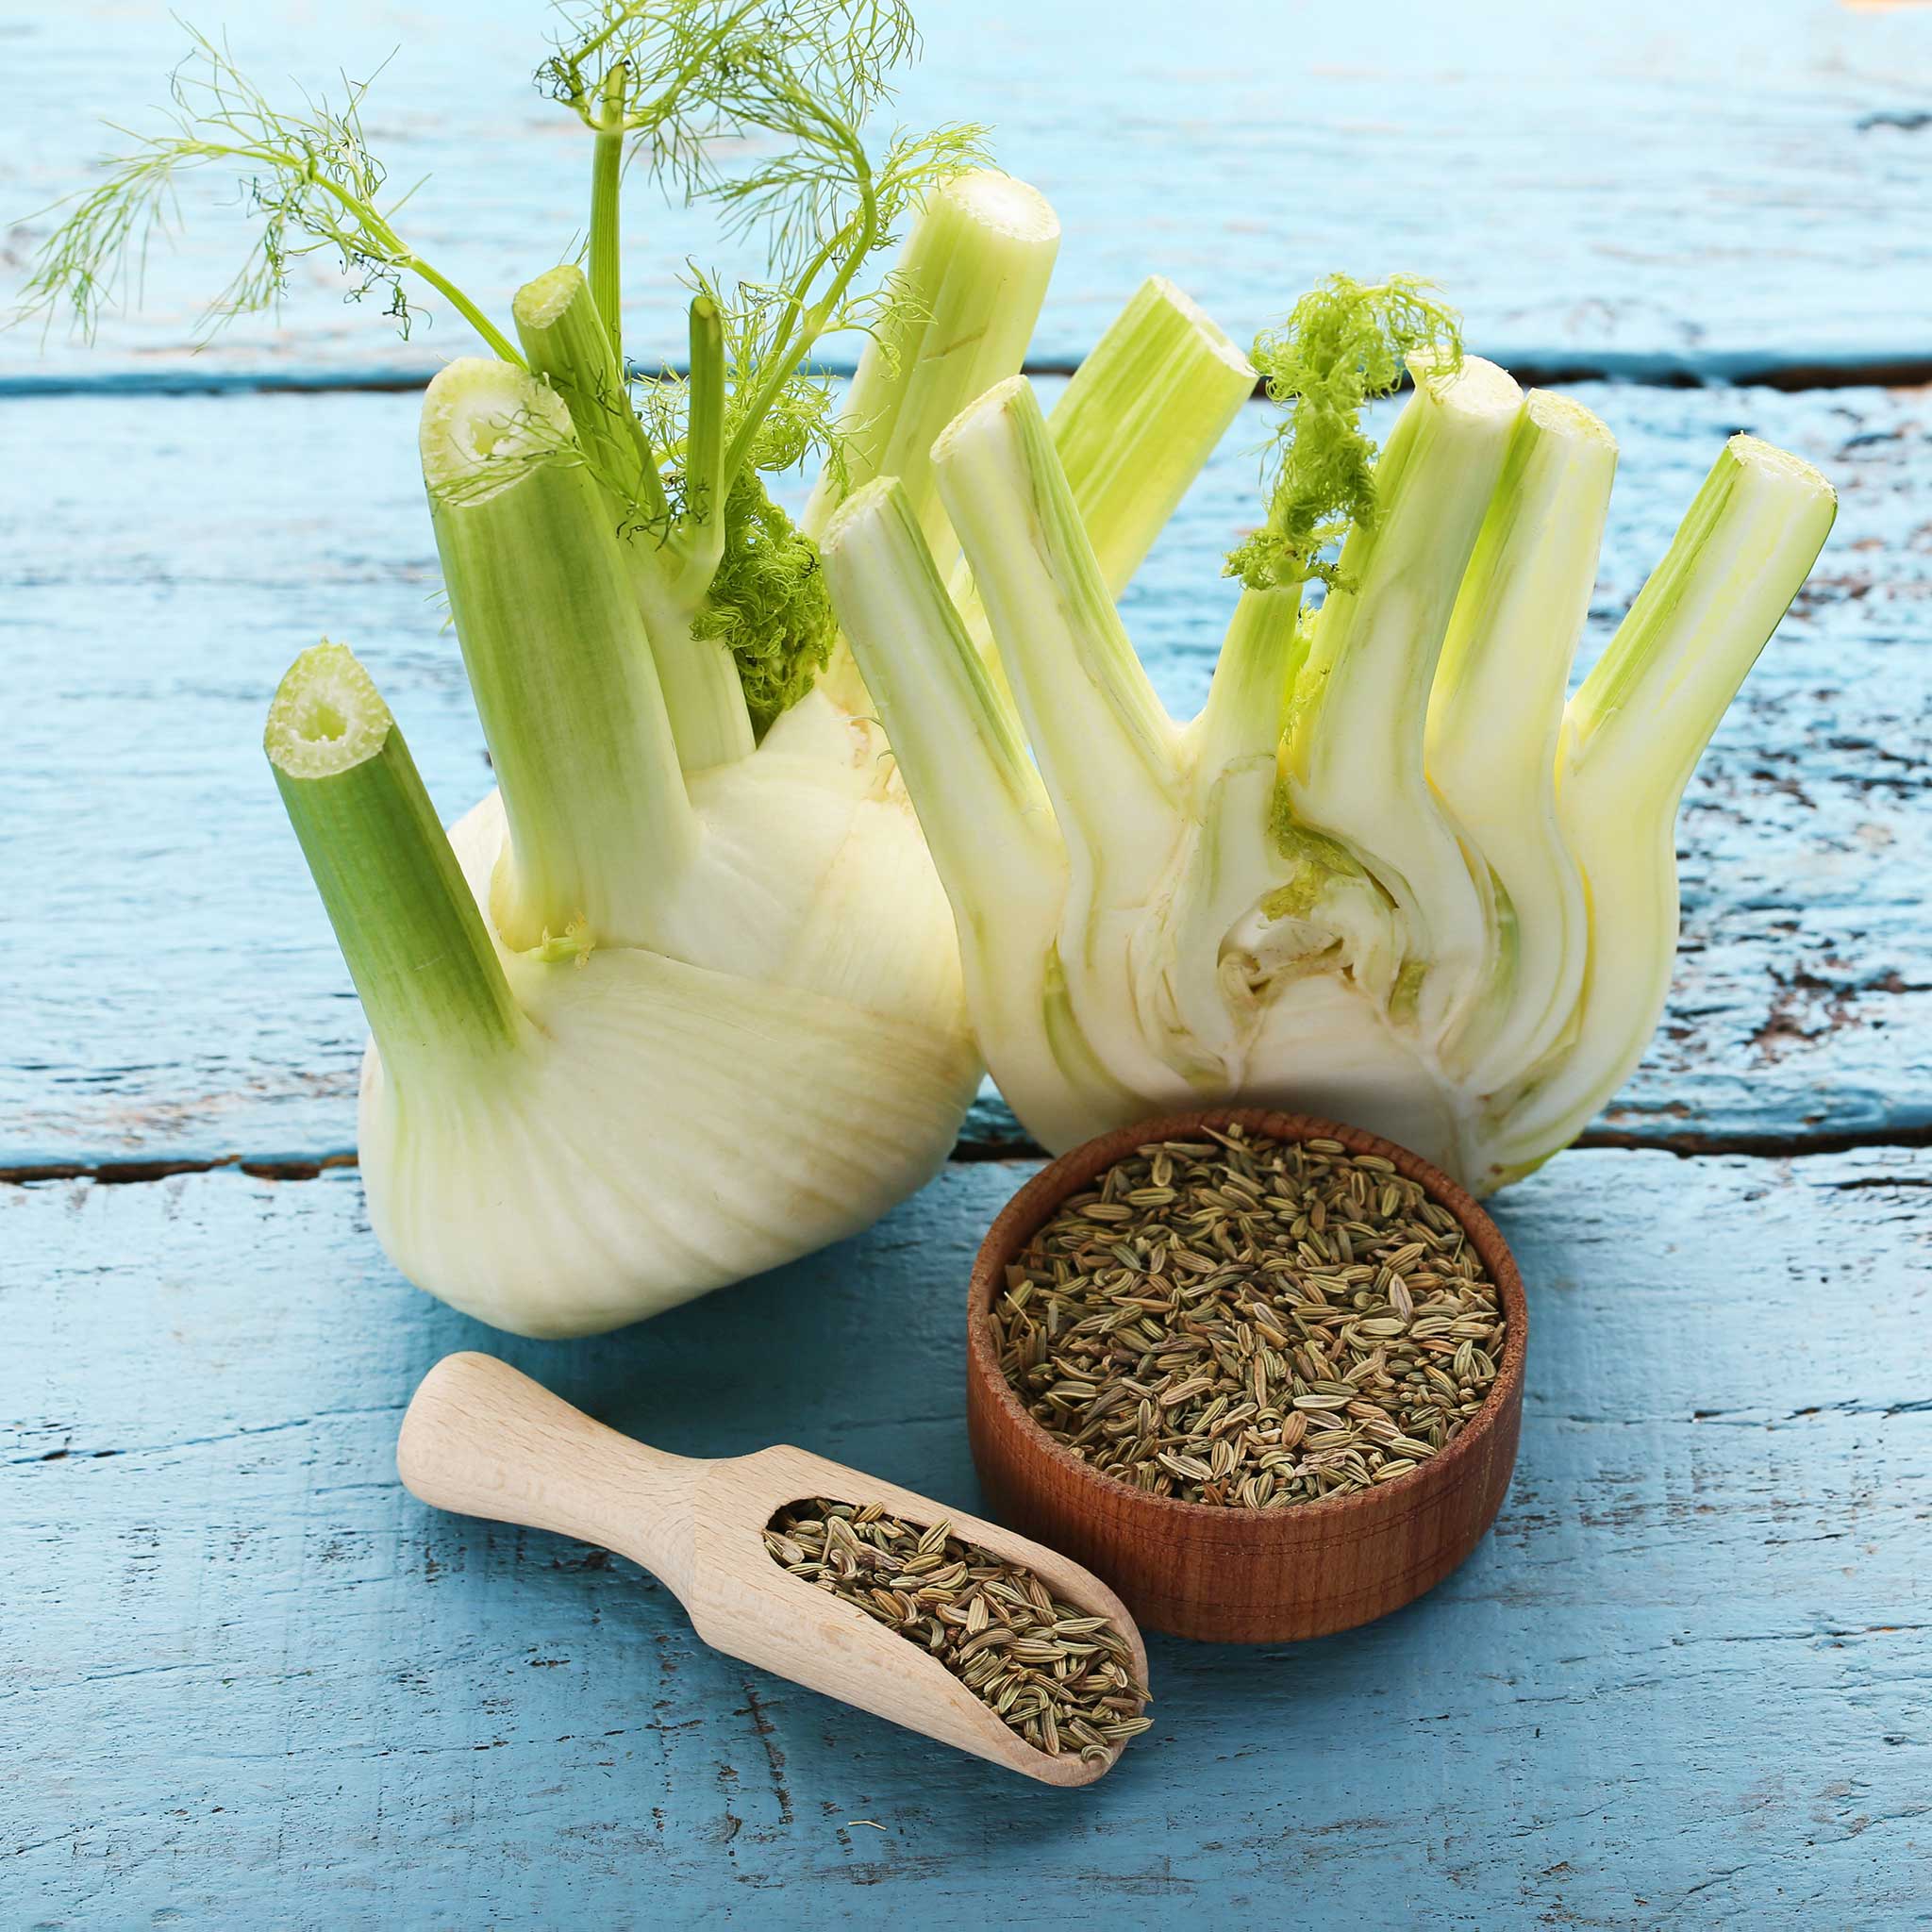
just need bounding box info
[964,1109,1526,1643]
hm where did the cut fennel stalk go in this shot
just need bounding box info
[824,289,1838,1193]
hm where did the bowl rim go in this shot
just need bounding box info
[965,1107,1527,1538]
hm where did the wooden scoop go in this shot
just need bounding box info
[396,1352,1149,1787]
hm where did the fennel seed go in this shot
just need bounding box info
[763,1499,1151,1760]
[990,1125,1505,1508]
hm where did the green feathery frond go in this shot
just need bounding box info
[1225,275,1464,592]
[691,469,838,732]
[537,1,984,506]
[540,1,925,260]
[13,25,518,361]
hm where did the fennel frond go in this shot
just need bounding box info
[14,25,518,360]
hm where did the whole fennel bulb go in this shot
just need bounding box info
[823,279,1838,1195]
[47,3,1066,1333]
[268,625,975,1337]
[32,6,1151,1330]
[258,147,1081,1337]
[300,202,1257,1333]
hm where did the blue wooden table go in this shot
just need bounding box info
[5,3,1930,1924]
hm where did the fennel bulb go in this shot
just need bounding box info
[267,639,974,1336]
[823,280,1838,1194]
[25,0,1269,1328]
[31,7,1118,1331]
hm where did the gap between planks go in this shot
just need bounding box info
[6,1123,1932,1188]
[8,354,1932,402]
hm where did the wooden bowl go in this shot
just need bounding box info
[965,1109,1526,1643]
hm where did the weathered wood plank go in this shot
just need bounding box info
[5,380,1925,1167]
[4,1149,1926,1923]
[5,0,1931,388]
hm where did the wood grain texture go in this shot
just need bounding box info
[395,1351,1147,1786]
[5,0,1931,389]
[6,380,1926,1169]
[4,1149,1926,1924]
[965,1110,1526,1642]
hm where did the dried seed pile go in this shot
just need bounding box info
[763,1499,1151,1761]
[991,1126,1505,1507]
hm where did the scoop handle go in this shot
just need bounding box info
[397,1351,703,1602]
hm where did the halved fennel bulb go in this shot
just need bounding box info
[824,348,1838,1194]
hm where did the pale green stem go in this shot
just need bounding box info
[647,294,754,770]
[935,375,1181,897]
[1281,355,1525,1036]
[265,641,525,1091]
[248,158,521,365]
[405,256,525,367]
[820,477,1128,1153]
[1193,584,1305,778]
[801,169,1061,558]
[820,477,1059,918]
[936,375,1189,1105]
[640,602,755,773]
[947,276,1257,675]
[804,169,1058,716]
[420,358,696,950]
[683,293,728,551]
[1158,586,1310,1074]
[1426,390,1615,1094]
[1495,435,1837,1168]
[515,270,744,767]
[721,115,875,489]
[1041,275,1257,594]
[588,66,628,362]
[513,265,671,538]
